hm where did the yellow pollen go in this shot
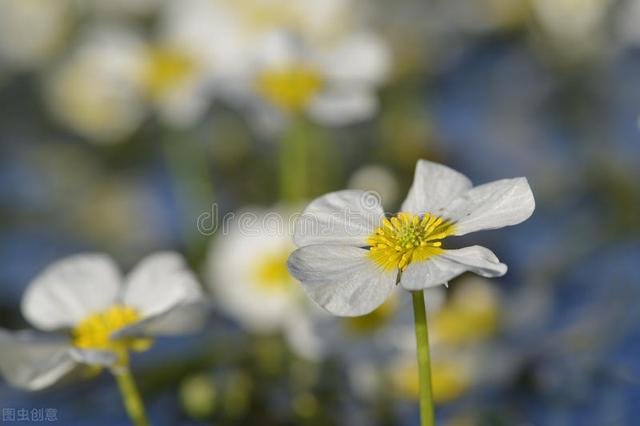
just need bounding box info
[256,65,323,112]
[368,212,456,271]
[144,48,196,99]
[252,250,296,292]
[72,305,152,364]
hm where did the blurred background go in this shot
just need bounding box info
[0,0,639,425]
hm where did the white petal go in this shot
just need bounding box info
[282,310,325,361]
[400,246,507,290]
[0,330,76,390]
[400,160,473,215]
[308,89,378,126]
[114,301,209,337]
[21,254,122,330]
[123,252,204,319]
[287,245,397,316]
[69,348,118,366]
[320,33,390,85]
[443,177,535,236]
[293,190,384,247]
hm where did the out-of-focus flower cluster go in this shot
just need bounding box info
[0,0,389,142]
[1,0,639,425]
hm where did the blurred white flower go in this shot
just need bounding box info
[0,0,71,71]
[44,26,147,143]
[288,159,535,316]
[348,164,400,209]
[242,30,390,131]
[206,207,324,360]
[617,0,640,48]
[139,44,212,127]
[158,0,390,132]
[335,287,444,393]
[0,252,207,390]
[386,277,507,405]
[531,0,612,59]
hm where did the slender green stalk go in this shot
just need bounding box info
[412,290,435,426]
[279,117,309,202]
[162,127,215,262]
[112,367,151,426]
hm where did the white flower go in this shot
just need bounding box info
[44,26,146,143]
[206,207,324,360]
[0,252,207,390]
[241,30,390,131]
[158,0,389,131]
[0,0,71,71]
[287,159,535,316]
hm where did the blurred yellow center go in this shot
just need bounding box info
[144,49,195,98]
[72,305,152,360]
[257,65,323,112]
[344,296,398,334]
[368,212,455,271]
[253,251,295,291]
[392,358,471,405]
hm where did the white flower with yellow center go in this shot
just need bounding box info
[206,208,323,360]
[0,252,206,390]
[246,29,390,129]
[287,159,535,316]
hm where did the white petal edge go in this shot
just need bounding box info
[308,88,378,126]
[400,246,507,290]
[69,348,118,366]
[293,190,384,248]
[287,245,396,317]
[123,252,204,319]
[400,160,473,216]
[0,330,77,390]
[319,33,391,85]
[443,177,535,236]
[21,254,122,331]
[113,301,210,338]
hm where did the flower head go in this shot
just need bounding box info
[287,159,535,316]
[0,252,207,390]
[206,208,324,360]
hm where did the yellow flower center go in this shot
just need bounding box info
[72,305,152,363]
[256,65,323,112]
[144,48,196,99]
[252,250,296,292]
[391,357,471,405]
[368,212,456,271]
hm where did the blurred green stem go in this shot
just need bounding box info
[112,367,150,426]
[279,116,309,202]
[162,127,215,262]
[412,290,435,426]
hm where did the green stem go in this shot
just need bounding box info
[279,116,309,202]
[412,290,435,426]
[112,367,151,426]
[162,127,215,262]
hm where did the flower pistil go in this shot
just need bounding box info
[72,305,152,364]
[368,212,456,271]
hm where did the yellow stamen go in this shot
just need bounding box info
[252,250,296,292]
[144,48,196,99]
[256,65,323,112]
[368,212,456,271]
[72,305,152,365]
